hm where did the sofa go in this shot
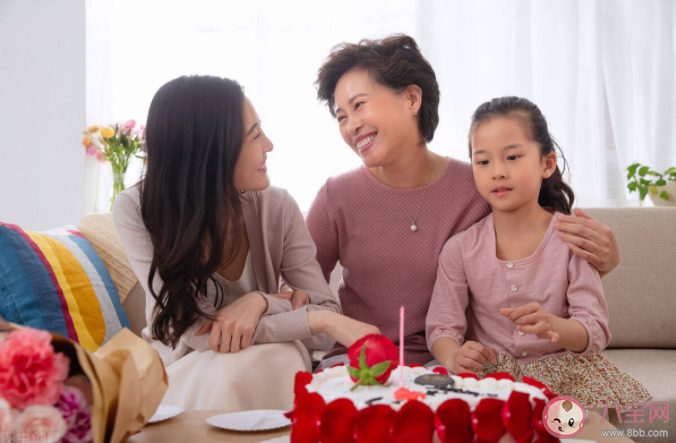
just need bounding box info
[49,207,676,442]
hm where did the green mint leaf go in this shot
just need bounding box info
[370,360,393,378]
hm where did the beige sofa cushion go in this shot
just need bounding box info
[602,349,675,442]
[583,208,676,349]
[78,212,138,303]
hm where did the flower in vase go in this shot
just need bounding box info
[100,126,115,139]
[0,328,70,409]
[87,125,99,133]
[15,406,68,443]
[124,119,136,129]
[81,136,92,147]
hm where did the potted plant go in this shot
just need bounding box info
[626,162,676,206]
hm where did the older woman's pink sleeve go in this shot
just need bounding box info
[426,236,470,351]
[567,253,611,355]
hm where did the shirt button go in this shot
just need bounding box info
[521,351,528,357]
[506,262,514,268]
[511,285,518,292]
[518,331,525,336]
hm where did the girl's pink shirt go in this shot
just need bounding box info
[427,212,611,363]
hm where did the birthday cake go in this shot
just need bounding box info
[286,335,560,443]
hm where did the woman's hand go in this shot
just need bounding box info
[307,311,380,348]
[194,292,267,353]
[452,340,497,375]
[500,302,560,343]
[270,287,310,310]
[555,209,620,277]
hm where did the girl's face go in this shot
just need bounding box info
[233,97,273,191]
[470,117,556,213]
[333,69,421,168]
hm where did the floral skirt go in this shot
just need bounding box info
[479,353,651,409]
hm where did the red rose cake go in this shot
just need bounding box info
[286,335,560,443]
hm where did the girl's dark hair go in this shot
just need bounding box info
[468,96,575,215]
[140,75,245,348]
[316,34,440,143]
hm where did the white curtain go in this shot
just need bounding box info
[85,0,675,212]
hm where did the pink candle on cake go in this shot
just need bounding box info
[399,305,404,387]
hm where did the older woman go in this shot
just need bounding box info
[306,35,619,370]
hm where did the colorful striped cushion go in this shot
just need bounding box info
[0,222,131,352]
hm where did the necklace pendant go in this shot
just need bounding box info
[410,224,418,232]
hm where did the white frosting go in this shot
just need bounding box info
[307,366,548,413]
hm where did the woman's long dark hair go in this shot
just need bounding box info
[468,96,575,215]
[140,75,245,347]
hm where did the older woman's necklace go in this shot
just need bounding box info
[378,153,434,232]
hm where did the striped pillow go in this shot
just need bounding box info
[0,222,131,352]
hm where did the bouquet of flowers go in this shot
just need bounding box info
[82,120,145,210]
[0,321,167,443]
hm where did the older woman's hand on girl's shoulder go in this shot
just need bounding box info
[307,311,380,348]
[554,208,620,277]
[194,292,268,354]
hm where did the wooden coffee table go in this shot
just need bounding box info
[127,410,634,442]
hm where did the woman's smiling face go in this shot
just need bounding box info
[333,69,422,168]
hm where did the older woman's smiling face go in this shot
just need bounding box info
[333,69,422,169]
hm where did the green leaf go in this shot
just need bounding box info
[359,341,369,371]
[347,366,361,379]
[370,360,393,378]
[639,185,649,201]
[366,374,380,386]
[638,166,650,177]
[656,179,667,187]
[640,178,652,186]
[664,167,676,175]
[649,185,657,195]
[646,171,661,177]
[660,191,669,201]
[626,163,640,176]
[627,182,637,192]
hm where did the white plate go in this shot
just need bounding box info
[259,437,290,443]
[207,409,291,432]
[148,405,184,424]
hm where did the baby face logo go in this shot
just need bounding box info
[543,396,586,438]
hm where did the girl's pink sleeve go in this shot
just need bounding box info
[306,180,340,284]
[426,236,470,351]
[566,253,611,355]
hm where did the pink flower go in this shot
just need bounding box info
[96,151,105,164]
[0,398,13,435]
[86,145,99,157]
[14,406,67,443]
[56,386,92,443]
[0,328,69,409]
[124,119,136,129]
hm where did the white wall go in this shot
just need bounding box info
[0,0,86,230]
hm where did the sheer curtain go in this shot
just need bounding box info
[85,0,675,212]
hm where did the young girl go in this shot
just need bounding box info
[426,96,650,408]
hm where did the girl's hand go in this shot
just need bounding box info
[194,292,268,353]
[500,302,560,343]
[452,340,498,374]
[307,311,380,348]
[270,288,310,310]
[555,209,620,277]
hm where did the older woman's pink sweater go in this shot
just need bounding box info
[306,159,490,365]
